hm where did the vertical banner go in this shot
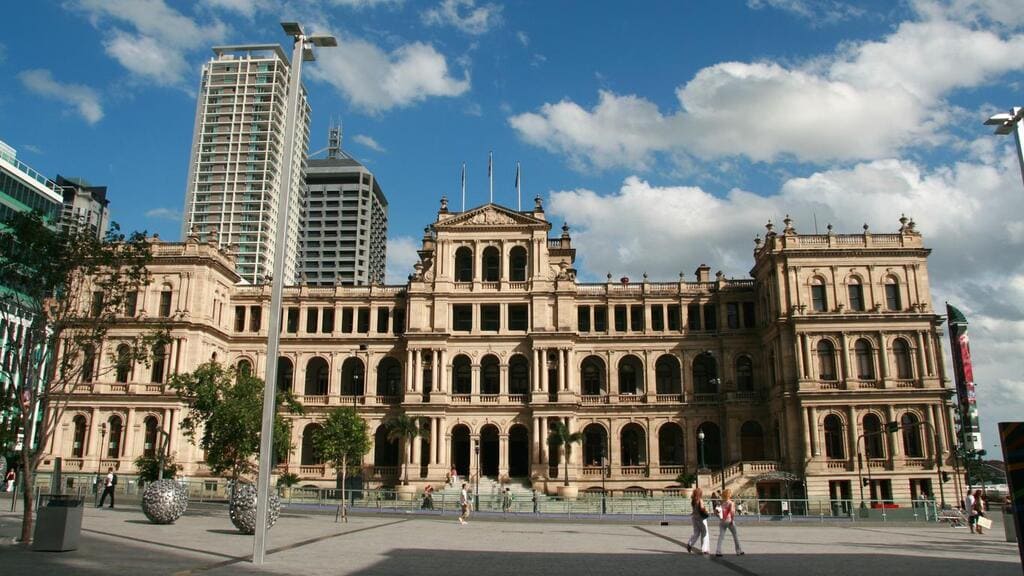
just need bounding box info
[947,304,983,451]
[998,422,1023,563]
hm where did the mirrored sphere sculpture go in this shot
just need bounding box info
[141,479,189,524]
[229,483,280,534]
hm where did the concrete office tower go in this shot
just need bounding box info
[56,175,110,239]
[181,44,311,285]
[0,139,62,225]
[300,125,388,286]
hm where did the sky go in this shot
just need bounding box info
[2,0,1023,456]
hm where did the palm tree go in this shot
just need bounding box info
[548,421,583,487]
[385,413,429,486]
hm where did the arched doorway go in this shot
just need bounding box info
[620,423,646,467]
[740,421,765,460]
[480,425,500,477]
[374,423,400,468]
[583,423,608,466]
[451,425,471,478]
[508,425,529,477]
[301,423,323,465]
[305,357,329,396]
[696,422,722,468]
[658,422,685,466]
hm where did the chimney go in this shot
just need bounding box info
[695,264,711,283]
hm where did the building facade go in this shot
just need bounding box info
[299,126,388,286]
[45,200,956,506]
[181,45,311,285]
[56,175,111,239]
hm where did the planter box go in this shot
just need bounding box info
[33,496,84,552]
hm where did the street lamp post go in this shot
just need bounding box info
[253,21,336,566]
[95,422,106,504]
[984,107,1024,187]
[601,452,608,515]
[474,439,480,511]
[698,429,706,471]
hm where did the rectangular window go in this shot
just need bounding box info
[249,305,262,332]
[727,303,740,329]
[667,305,681,331]
[687,303,702,330]
[481,305,500,332]
[509,304,529,331]
[124,292,138,317]
[743,302,756,328]
[811,284,828,312]
[235,306,246,332]
[376,308,389,333]
[630,304,644,331]
[703,303,718,331]
[306,308,319,333]
[393,309,406,334]
[594,305,607,332]
[848,284,864,311]
[286,308,299,333]
[614,305,627,332]
[577,305,591,332]
[357,308,370,333]
[321,308,334,333]
[453,305,473,331]
[159,291,172,317]
[651,305,664,331]
[885,284,901,311]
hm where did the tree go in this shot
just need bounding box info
[134,453,182,483]
[169,362,302,493]
[0,211,164,544]
[385,412,429,486]
[548,421,583,487]
[312,407,370,522]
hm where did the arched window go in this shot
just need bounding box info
[509,246,528,282]
[151,343,167,383]
[620,423,646,466]
[855,339,875,380]
[159,287,173,317]
[71,415,87,457]
[901,413,923,457]
[863,414,885,459]
[583,423,608,466]
[658,423,685,466]
[82,345,96,383]
[823,415,845,459]
[305,357,329,396]
[817,340,837,381]
[143,416,159,458]
[885,277,902,311]
[452,355,472,395]
[810,277,828,312]
[847,277,865,311]
[735,356,754,391]
[107,415,123,458]
[740,421,765,460]
[481,355,500,395]
[581,356,605,396]
[654,355,681,395]
[340,357,365,396]
[376,357,402,398]
[482,246,500,282]
[509,354,530,395]
[893,338,913,379]
[301,424,323,466]
[115,344,132,383]
[693,354,718,394]
[237,359,253,378]
[277,357,294,392]
[454,247,473,282]
[618,355,642,395]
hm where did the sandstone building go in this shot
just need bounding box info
[44,199,955,506]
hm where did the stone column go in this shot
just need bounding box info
[541,350,549,393]
[840,336,851,381]
[540,418,548,465]
[930,403,946,455]
[499,364,509,396]
[565,348,575,394]
[532,349,541,392]
[432,350,440,393]
[646,419,658,470]
[915,331,928,379]
[878,331,890,380]
[122,408,135,458]
[800,334,810,379]
[413,433,421,467]
[471,362,480,396]
[533,417,540,464]
[499,434,509,477]
[558,349,566,391]
[406,349,414,393]
[413,349,422,392]
[807,406,818,458]
[885,405,899,459]
[847,406,859,462]
[925,405,939,459]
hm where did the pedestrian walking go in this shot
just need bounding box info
[967,489,987,534]
[97,467,117,508]
[532,490,539,514]
[450,466,458,487]
[686,486,710,555]
[421,484,434,510]
[502,488,513,513]
[715,489,745,556]
[458,483,471,524]
[5,468,15,492]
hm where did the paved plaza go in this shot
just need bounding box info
[0,501,1019,575]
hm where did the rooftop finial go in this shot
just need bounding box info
[534,195,544,211]
[440,195,449,213]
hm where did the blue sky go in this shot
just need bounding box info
[2,0,1024,455]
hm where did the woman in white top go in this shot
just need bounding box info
[715,489,745,556]
[686,486,710,555]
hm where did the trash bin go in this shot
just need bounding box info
[1005,512,1017,543]
[33,494,84,552]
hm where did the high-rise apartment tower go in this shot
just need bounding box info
[56,175,110,239]
[181,45,311,285]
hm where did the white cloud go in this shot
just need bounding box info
[516,30,529,46]
[18,69,103,124]
[199,0,273,18]
[385,236,420,284]
[746,0,864,24]
[21,144,43,154]
[547,142,1024,453]
[145,207,183,221]
[510,13,1024,169]
[69,0,227,87]
[914,0,1024,28]
[422,0,503,35]
[352,134,386,152]
[309,35,470,113]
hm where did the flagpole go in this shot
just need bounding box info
[461,162,466,212]
[516,161,521,211]
[488,151,493,204]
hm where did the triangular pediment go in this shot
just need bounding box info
[435,203,550,230]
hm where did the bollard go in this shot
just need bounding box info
[1005,512,1018,543]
